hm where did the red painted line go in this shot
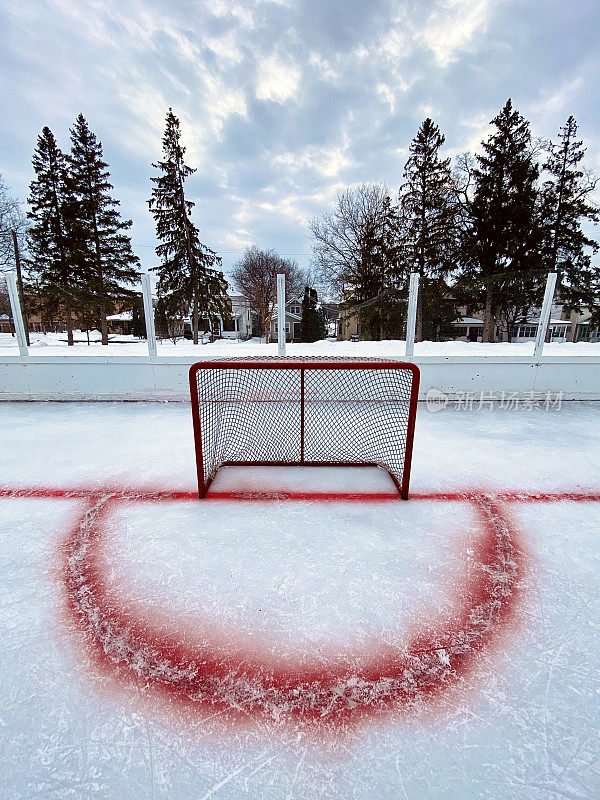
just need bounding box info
[57,493,529,728]
[496,491,600,503]
[205,490,402,502]
[2,485,599,503]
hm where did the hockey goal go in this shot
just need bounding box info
[189,357,420,498]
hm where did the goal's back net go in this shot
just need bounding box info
[189,357,420,498]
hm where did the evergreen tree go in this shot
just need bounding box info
[149,109,229,344]
[26,127,82,345]
[299,286,326,342]
[459,100,543,341]
[154,295,169,340]
[540,116,599,316]
[68,114,140,345]
[397,118,459,341]
[131,293,146,338]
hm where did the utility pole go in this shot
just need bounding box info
[11,229,30,346]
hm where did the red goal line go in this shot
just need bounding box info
[0,486,599,504]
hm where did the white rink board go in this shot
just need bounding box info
[2,354,600,400]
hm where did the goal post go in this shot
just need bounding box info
[189,357,420,499]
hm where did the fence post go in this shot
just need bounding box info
[277,273,286,356]
[405,272,419,359]
[300,367,305,463]
[11,230,30,346]
[140,271,157,357]
[5,272,28,356]
[533,272,557,358]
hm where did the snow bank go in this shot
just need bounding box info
[2,331,600,357]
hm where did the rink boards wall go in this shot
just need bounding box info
[1,354,600,401]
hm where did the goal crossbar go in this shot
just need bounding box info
[189,358,420,499]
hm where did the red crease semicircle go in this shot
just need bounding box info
[59,492,527,726]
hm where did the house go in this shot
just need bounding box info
[451,317,484,342]
[220,293,253,340]
[452,301,599,343]
[180,293,253,340]
[337,307,361,340]
[0,313,11,334]
[269,297,303,343]
[106,311,133,335]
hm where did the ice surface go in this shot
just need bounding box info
[0,401,599,798]
[209,464,398,494]
[103,498,468,650]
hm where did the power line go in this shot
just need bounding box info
[132,243,312,256]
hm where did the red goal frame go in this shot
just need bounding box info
[189,359,420,500]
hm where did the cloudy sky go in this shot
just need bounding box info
[1,0,599,280]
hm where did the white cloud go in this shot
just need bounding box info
[205,29,244,64]
[421,0,493,68]
[531,74,586,122]
[256,55,301,103]
[274,140,351,179]
[209,0,255,29]
[454,111,493,155]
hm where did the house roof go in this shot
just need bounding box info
[272,310,301,321]
[452,317,484,325]
[525,318,571,325]
[106,311,132,322]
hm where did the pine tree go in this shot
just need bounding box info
[26,126,82,345]
[460,100,543,341]
[149,109,229,344]
[68,114,140,345]
[397,119,459,341]
[131,293,146,338]
[299,286,326,342]
[540,116,599,316]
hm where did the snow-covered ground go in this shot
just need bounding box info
[2,330,600,357]
[0,401,599,798]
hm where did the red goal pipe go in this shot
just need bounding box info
[189,359,420,500]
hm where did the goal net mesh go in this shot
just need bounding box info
[190,357,419,497]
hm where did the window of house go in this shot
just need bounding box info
[275,323,290,333]
[222,317,237,332]
[290,305,301,315]
[517,325,537,338]
[454,326,468,337]
[549,325,567,339]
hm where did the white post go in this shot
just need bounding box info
[277,273,286,357]
[140,271,157,357]
[405,272,419,359]
[5,272,28,356]
[533,272,557,358]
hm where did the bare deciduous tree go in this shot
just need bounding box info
[0,175,26,270]
[309,183,396,339]
[232,246,303,342]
